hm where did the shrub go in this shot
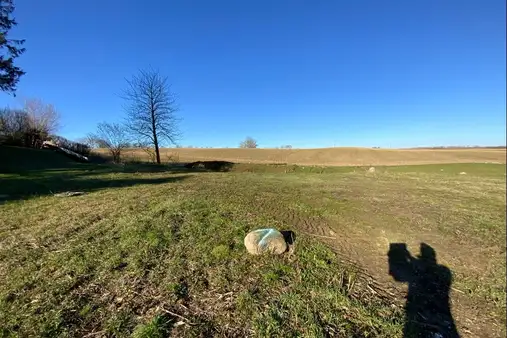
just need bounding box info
[239,137,257,148]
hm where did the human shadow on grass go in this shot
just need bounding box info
[0,171,190,202]
[388,243,460,338]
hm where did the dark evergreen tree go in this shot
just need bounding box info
[0,0,25,95]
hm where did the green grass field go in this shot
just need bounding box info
[1,147,505,337]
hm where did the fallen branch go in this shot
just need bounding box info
[161,308,195,325]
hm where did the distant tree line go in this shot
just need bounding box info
[0,108,45,148]
[0,98,93,156]
[0,99,58,148]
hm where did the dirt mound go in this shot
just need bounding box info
[184,161,234,171]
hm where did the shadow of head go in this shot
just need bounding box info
[388,243,414,282]
[388,243,439,280]
[418,242,437,265]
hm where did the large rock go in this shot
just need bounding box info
[244,228,287,255]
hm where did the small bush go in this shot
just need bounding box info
[239,137,257,148]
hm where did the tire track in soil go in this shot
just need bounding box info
[255,199,402,309]
[209,178,505,338]
[250,196,504,338]
[306,219,505,338]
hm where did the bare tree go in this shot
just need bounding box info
[23,98,60,135]
[0,108,29,145]
[240,137,257,149]
[0,98,60,148]
[89,122,129,163]
[122,68,180,164]
[0,102,60,148]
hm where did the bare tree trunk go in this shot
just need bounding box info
[152,110,161,164]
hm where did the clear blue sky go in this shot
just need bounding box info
[1,0,505,148]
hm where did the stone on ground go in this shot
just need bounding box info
[244,228,287,255]
[368,167,376,173]
[459,172,467,175]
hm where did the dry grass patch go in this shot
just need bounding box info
[98,147,507,167]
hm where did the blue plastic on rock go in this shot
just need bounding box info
[255,228,278,250]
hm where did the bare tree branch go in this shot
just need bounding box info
[23,98,60,134]
[0,98,61,148]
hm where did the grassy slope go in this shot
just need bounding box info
[1,146,505,337]
[1,146,82,173]
[105,147,507,166]
[0,162,403,337]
